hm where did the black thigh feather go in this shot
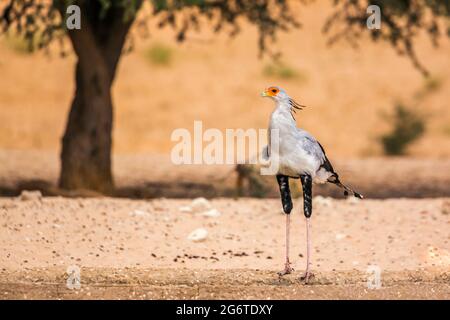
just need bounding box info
[300,174,313,218]
[276,174,292,214]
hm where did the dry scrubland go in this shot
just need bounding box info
[0,3,450,157]
[0,2,450,300]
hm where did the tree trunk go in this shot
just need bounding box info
[58,1,141,193]
[59,60,114,193]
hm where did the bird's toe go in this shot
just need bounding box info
[277,263,294,277]
[299,271,315,284]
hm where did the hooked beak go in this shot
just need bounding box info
[261,91,268,97]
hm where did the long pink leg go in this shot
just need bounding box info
[278,214,293,276]
[301,217,314,283]
[306,217,312,274]
[286,214,291,265]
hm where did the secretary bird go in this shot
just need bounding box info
[261,86,363,283]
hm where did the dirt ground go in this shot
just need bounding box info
[1,196,449,299]
[1,268,449,299]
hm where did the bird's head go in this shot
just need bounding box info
[261,86,306,113]
[261,86,289,102]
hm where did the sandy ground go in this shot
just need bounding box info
[1,196,449,299]
[1,268,449,299]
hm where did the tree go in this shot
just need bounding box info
[1,0,449,193]
[0,0,298,193]
[324,0,450,76]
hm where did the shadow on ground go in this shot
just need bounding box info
[1,150,450,199]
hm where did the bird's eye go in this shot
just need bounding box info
[271,88,279,94]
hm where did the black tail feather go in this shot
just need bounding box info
[328,174,363,199]
[317,144,363,199]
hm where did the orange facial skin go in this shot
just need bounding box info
[265,86,280,97]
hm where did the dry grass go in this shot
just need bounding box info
[0,2,449,158]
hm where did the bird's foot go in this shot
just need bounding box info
[277,262,294,277]
[299,271,315,284]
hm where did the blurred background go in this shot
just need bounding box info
[0,1,449,199]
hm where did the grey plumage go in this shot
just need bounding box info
[261,86,363,283]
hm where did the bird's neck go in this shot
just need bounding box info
[268,101,297,154]
[271,100,297,127]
